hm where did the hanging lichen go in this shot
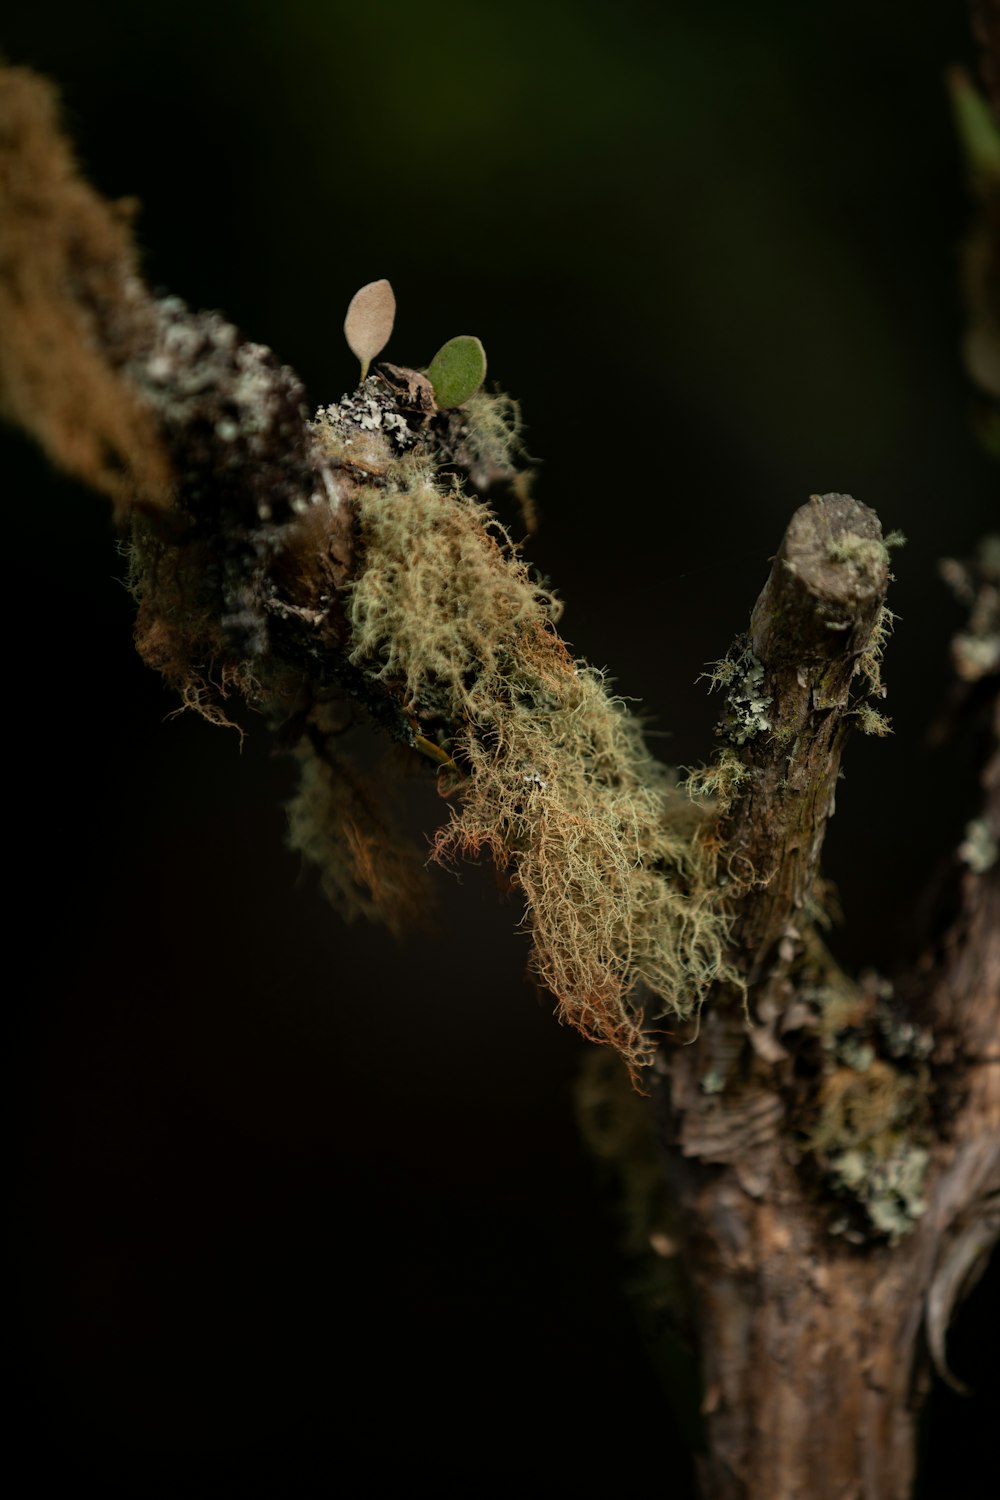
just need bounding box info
[334,412,736,1079]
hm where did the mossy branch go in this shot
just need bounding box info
[0,64,736,1081]
[627,498,997,1498]
[2,65,993,1094]
[3,60,999,1500]
[717,492,894,983]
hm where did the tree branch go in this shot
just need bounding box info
[3,61,998,1500]
[726,491,893,977]
[649,510,998,1500]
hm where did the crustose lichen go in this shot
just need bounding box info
[704,642,773,745]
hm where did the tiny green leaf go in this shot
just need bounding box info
[425,335,487,409]
[947,67,1000,193]
[344,279,396,382]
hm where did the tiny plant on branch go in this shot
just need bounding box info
[282,283,735,1079]
[343,280,488,411]
[343,278,396,382]
[425,334,487,409]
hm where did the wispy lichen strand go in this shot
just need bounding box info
[339,422,735,1077]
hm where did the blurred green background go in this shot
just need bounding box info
[4,2,996,1496]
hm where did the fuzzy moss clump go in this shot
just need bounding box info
[344,445,734,1078]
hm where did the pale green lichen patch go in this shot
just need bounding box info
[837,1037,875,1072]
[828,1143,929,1244]
[827,528,906,575]
[704,643,772,745]
[959,816,998,873]
[941,536,1000,682]
[796,977,933,1243]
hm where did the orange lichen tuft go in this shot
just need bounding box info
[0,66,171,519]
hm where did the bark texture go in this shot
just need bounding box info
[654,508,999,1500]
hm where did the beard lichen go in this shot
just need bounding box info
[343,433,735,1079]
[124,371,737,1082]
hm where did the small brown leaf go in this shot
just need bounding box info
[344,279,396,381]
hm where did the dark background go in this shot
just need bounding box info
[3,2,997,1495]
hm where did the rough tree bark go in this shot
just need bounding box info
[653,505,999,1499]
[1,61,997,1500]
